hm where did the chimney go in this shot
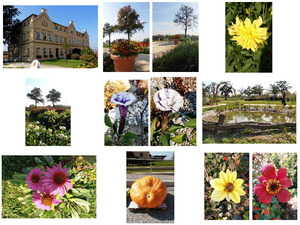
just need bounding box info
[41,8,47,13]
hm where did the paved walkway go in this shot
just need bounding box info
[152,41,178,59]
[203,103,296,109]
[3,62,65,68]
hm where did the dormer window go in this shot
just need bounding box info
[55,25,58,30]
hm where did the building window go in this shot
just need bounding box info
[60,27,62,31]
[56,36,58,42]
[43,48,47,55]
[36,32,41,40]
[60,49,63,56]
[69,38,71,44]
[49,48,53,56]
[49,34,52,41]
[27,48,30,57]
[64,28,66,32]
[60,37,63,43]
[36,48,41,56]
[55,25,58,30]
[43,33,47,41]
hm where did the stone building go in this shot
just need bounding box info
[8,8,89,61]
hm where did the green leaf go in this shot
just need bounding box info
[44,156,54,165]
[76,188,92,198]
[21,204,35,214]
[159,134,170,146]
[171,134,187,144]
[241,59,253,72]
[70,198,90,206]
[121,132,139,145]
[34,157,44,166]
[184,118,196,128]
[255,2,262,14]
[34,208,44,217]
[104,114,113,127]
[150,117,157,141]
[168,124,183,133]
[104,135,113,146]
[70,206,80,218]
[22,168,30,174]
[190,135,196,145]
[54,212,61,218]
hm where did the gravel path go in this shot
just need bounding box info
[127,173,174,181]
[152,41,177,59]
[3,62,64,68]
[127,187,175,223]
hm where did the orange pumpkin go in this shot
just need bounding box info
[130,176,167,208]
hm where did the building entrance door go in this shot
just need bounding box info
[56,48,59,58]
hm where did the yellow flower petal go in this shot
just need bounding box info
[219,171,228,183]
[211,190,227,202]
[230,171,237,183]
[226,192,231,201]
[233,179,244,188]
[210,178,225,191]
[226,169,231,183]
[230,190,241,203]
[233,187,246,196]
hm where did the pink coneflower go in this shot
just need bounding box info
[32,191,61,211]
[42,162,72,197]
[25,168,44,193]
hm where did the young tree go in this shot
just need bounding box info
[219,83,233,100]
[252,84,264,96]
[46,89,61,107]
[117,5,145,41]
[275,81,291,92]
[244,86,253,97]
[173,4,198,39]
[103,23,116,47]
[3,6,21,45]
[269,84,279,97]
[62,38,69,61]
[27,87,44,108]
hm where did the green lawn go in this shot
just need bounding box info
[40,59,83,68]
[103,44,110,48]
[222,99,296,105]
[127,161,174,168]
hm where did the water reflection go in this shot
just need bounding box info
[210,112,296,124]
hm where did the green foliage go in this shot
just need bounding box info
[151,113,196,146]
[2,156,96,218]
[80,54,95,62]
[80,47,94,55]
[252,153,297,220]
[205,153,249,220]
[36,109,70,130]
[103,52,115,72]
[226,2,272,72]
[141,47,150,54]
[153,42,199,72]
[104,114,140,146]
[71,53,80,60]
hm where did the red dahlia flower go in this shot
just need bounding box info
[254,164,292,203]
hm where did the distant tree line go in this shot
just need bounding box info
[152,34,198,42]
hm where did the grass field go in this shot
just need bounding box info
[127,161,174,167]
[40,59,84,68]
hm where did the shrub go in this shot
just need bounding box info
[153,42,199,72]
[37,110,60,130]
[71,53,80,60]
[103,53,114,72]
[81,47,94,55]
[80,54,95,62]
[141,47,150,54]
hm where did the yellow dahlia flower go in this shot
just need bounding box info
[210,169,246,203]
[228,16,270,52]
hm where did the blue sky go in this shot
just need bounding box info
[3,5,98,50]
[150,151,174,161]
[153,2,199,36]
[25,78,72,107]
[103,2,149,42]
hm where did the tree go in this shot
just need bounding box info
[117,5,145,41]
[27,87,44,108]
[219,83,233,100]
[62,38,69,61]
[173,4,198,39]
[46,89,61,107]
[244,86,253,97]
[3,6,21,45]
[275,81,291,92]
[269,84,279,97]
[103,23,116,47]
[252,84,264,96]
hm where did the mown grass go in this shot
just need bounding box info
[222,99,296,105]
[127,170,174,174]
[153,41,199,72]
[40,59,84,68]
[127,161,174,167]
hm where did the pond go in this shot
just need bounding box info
[210,111,296,124]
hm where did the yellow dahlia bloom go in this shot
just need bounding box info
[228,16,270,52]
[210,169,246,203]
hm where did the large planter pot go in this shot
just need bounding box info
[172,38,180,44]
[110,54,137,72]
